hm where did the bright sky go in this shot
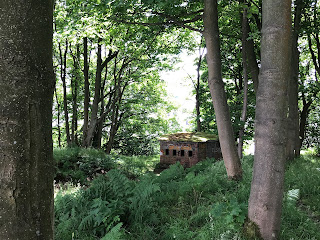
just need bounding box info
[161,51,197,131]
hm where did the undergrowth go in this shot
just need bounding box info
[54,147,159,184]
[54,148,320,239]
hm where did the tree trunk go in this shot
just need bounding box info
[82,37,90,147]
[248,1,292,239]
[245,22,260,93]
[203,0,242,180]
[238,5,249,159]
[71,44,80,146]
[84,38,103,147]
[299,98,312,150]
[196,41,204,132]
[92,68,107,148]
[59,39,71,145]
[55,87,62,148]
[287,0,303,159]
[105,107,120,154]
[84,41,118,147]
[0,1,54,239]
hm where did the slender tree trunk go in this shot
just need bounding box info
[84,38,103,147]
[84,40,118,147]
[287,0,303,159]
[191,38,204,133]
[105,104,122,154]
[59,39,71,145]
[105,77,128,154]
[238,5,249,159]
[248,1,292,239]
[246,22,260,93]
[82,37,90,147]
[71,45,80,146]
[105,109,119,154]
[92,109,104,148]
[0,1,54,238]
[299,98,312,150]
[55,87,62,148]
[196,41,204,132]
[92,66,108,148]
[307,2,320,77]
[196,86,201,132]
[203,0,242,180]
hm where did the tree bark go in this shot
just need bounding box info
[248,1,292,239]
[203,0,242,180]
[0,1,54,239]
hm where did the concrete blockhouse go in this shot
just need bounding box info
[158,132,222,168]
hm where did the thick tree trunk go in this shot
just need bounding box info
[287,0,303,159]
[0,1,54,239]
[248,1,292,239]
[203,0,242,180]
[238,5,249,159]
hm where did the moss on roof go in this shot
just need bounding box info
[159,132,218,142]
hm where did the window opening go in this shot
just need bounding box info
[181,150,185,156]
[173,150,177,156]
[165,149,169,155]
[188,151,193,157]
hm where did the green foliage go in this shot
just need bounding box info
[210,197,247,231]
[101,223,123,240]
[284,155,320,223]
[303,104,320,150]
[55,149,320,240]
[55,171,130,239]
[54,147,116,184]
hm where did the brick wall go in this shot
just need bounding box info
[160,141,199,167]
[159,140,222,168]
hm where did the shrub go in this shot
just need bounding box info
[54,147,115,184]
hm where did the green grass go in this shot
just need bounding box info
[281,153,320,239]
[54,148,320,240]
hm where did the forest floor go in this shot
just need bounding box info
[54,147,320,240]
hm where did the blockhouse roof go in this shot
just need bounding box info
[159,132,218,142]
